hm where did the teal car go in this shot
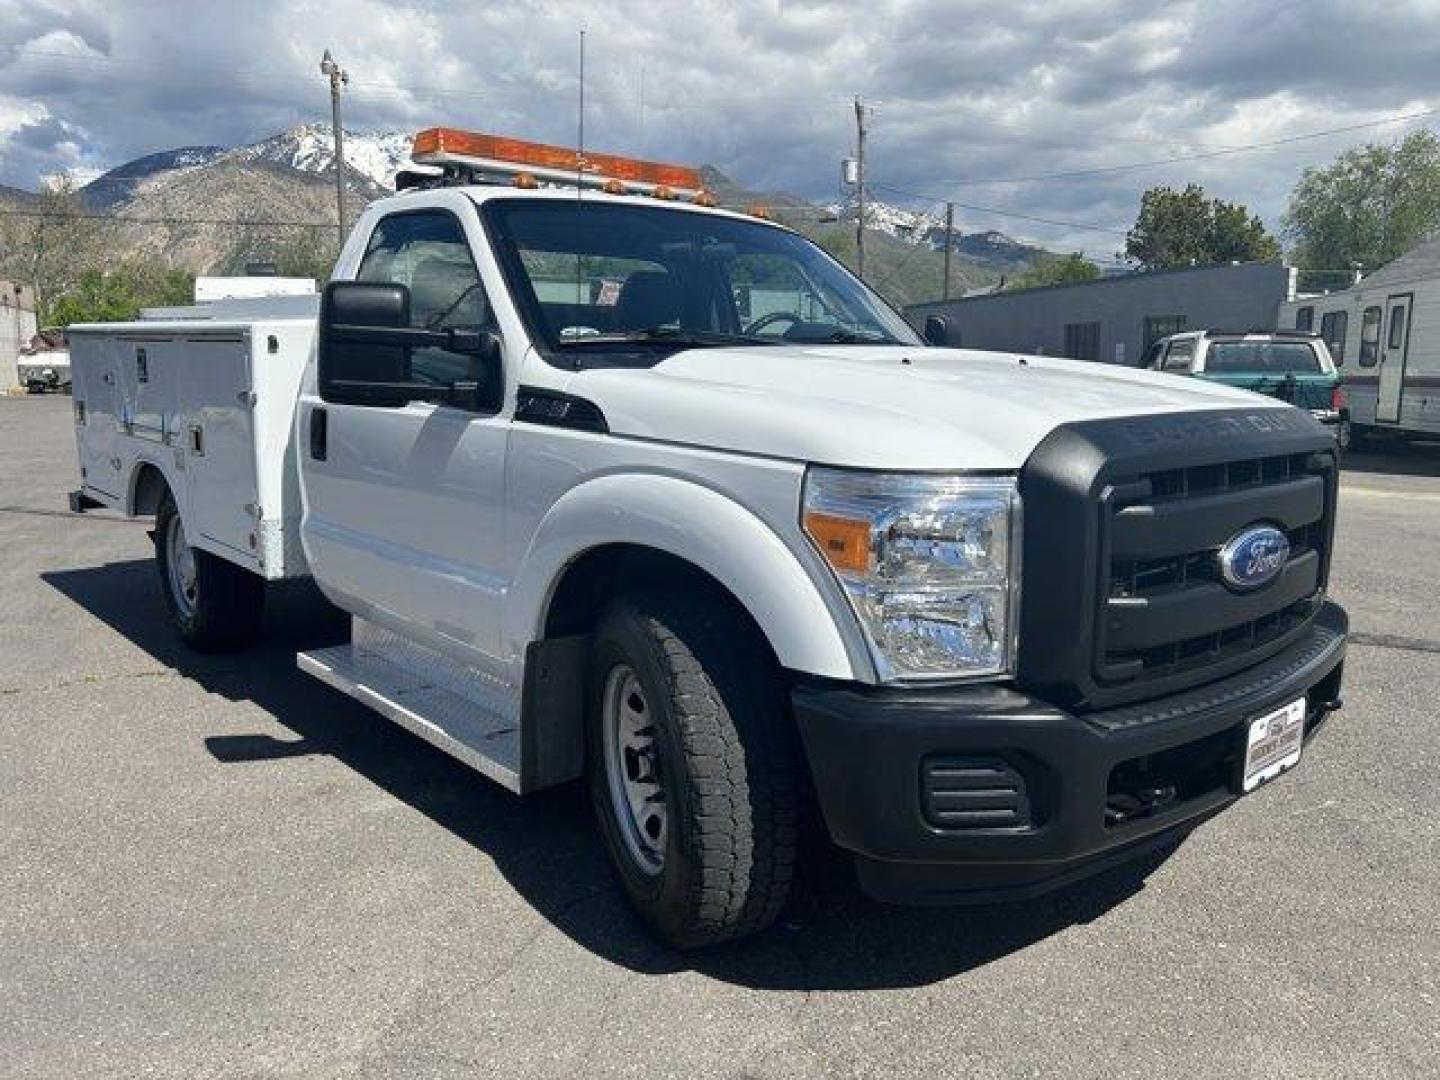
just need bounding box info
[1143,330,1349,449]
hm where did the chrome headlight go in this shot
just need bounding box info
[802,468,1020,683]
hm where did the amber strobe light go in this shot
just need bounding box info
[411,127,704,196]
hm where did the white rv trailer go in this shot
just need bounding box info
[1279,237,1440,439]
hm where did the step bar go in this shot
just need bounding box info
[297,618,524,792]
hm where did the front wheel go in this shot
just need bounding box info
[587,590,800,949]
[155,492,265,652]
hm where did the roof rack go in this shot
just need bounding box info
[1202,328,1322,338]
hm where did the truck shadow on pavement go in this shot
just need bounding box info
[45,558,1181,992]
[1341,437,1440,477]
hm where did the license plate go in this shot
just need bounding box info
[1241,697,1306,792]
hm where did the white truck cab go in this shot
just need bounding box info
[68,129,1348,948]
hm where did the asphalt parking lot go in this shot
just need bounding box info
[2,393,1437,1079]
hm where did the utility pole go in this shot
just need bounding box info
[320,50,349,248]
[853,97,867,281]
[942,201,955,300]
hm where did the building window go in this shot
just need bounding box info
[1063,321,1100,362]
[1320,310,1348,365]
[1359,306,1382,367]
[1295,306,1314,332]
[1143,315,1186,346]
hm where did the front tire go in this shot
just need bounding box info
[587,590,800,949]
[155,492,265,652]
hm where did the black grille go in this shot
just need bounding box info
[1097,450,1334,689]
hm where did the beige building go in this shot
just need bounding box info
[1,281,39,392]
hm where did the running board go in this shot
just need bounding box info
[297,618,523,792]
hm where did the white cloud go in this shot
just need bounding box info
[0,0,1435,254]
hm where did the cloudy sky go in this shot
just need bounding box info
[2,0,1437,258]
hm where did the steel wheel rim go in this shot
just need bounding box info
[601,663,667,876]
[165,512,198,619]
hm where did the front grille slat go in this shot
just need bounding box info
[1098,450,1332,688]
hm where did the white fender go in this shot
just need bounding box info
[506,473,864,681]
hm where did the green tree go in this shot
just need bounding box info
[45,261,194,326]
[1283,130,1440,279]
[222,224,340,283]
[1008,252,1100,290]
[1125,184,1280,270]
[0,176,116,323]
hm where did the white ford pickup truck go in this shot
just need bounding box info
[66,130,1347,948]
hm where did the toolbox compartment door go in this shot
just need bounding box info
[69,333,123,499]
[180,333,261,566]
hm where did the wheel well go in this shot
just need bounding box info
[520,544,791,791]
[543,544,779,666]
[130,462,169,516]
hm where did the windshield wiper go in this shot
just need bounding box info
[557,326,779,347]
[799,328,895,344]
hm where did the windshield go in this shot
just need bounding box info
[1204,341,1324,375]
[480,198,920,364]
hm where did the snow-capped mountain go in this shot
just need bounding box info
[227,123,413,192]
[826,198,1054,270]
[79,146,227,209]
[58,125,1059,299]
[78,124,412,210]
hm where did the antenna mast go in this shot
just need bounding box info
[575,29,586,307]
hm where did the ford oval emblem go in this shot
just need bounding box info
[1218,525,1290,591]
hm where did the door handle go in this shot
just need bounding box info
[310,406,328,461]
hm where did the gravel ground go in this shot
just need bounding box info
[2,394,1437,1079]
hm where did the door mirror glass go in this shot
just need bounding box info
[923,314,949,346]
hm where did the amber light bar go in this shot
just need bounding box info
[411,127,704,197]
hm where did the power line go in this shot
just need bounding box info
[868,183,1130,237]
[0,206,334,227]
[913,106,1440,189]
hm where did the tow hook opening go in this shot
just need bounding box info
[1105,781,1177,827]
[1105,726,1235,829]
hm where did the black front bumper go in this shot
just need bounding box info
[793,601,1347,905]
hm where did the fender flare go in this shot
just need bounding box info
[506,472,866,682]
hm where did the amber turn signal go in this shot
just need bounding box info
[803,512,872,574]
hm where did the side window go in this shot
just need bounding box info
[1140,340,1165,369]
[1163,340,1194,372]
[1320,310,1347,365]
[1295,306,1314,332]
[1388,304,1406,349]
[357,211,493,389]
[1359,306,1382,367]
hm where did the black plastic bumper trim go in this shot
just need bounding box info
[792,601,1347,904]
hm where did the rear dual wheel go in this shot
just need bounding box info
[587,589,801,950]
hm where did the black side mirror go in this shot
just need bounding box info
[923,314,949,346]
[319,282,414,407]
[318,281,501,408]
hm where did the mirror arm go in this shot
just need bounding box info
[327,324,499,358]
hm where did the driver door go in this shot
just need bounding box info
[300,206,512,665]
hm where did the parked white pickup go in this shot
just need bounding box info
[68,161,1348,948]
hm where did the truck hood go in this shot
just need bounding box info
[566,345,1289,471]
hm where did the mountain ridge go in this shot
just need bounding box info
[14,124,1060,304]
